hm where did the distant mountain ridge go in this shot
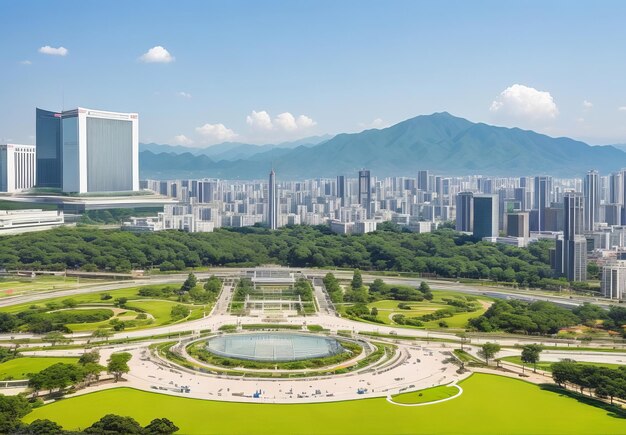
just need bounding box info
[139,113,626,180]
[139,135,333,162]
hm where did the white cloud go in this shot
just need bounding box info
[38,46,68,56]
[173,134,193,146]
[19,60,32,65]
[246,110,273,130]
[583,100,593,109]
[359,118,389,129]
[296,114,317,128]
[489,84,558,122]
[274,112,298,131]
[619,106,626,112]
[139,46,174,63]
[177,91,191,99]
[246,110,317,132]
[195,123,238,143]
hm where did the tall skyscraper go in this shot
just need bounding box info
[455,192,473,232]
[472,194,499,239]
[417,170,429,191]
[268,169,278,230]
[583,170,599,231]
[358,169,371,215]
[0,144,36,193]
[36,107,139,193]
[336,175,347,207]
[533,176,552,231]
[35,108,62,188]
[556,192,587,281]
[609,172,622,205]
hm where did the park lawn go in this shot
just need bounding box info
[23,374,626,434]
[500,356,624,372]
[391,384,459,404]
[0,357,79,380]
[367,291,491,329]
[124,300,205,326]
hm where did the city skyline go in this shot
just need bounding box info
[3,1,626,147]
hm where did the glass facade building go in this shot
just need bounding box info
[36,107,138,193]
[35,108,62,188]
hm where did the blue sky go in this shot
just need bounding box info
[1,0,626,146]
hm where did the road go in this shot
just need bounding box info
[0,268,613,311]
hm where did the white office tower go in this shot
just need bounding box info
[268,169,278,229]
[601,261,626,300]
[583,170,599,231]
[61,108,139,193]
[0,144,36,192]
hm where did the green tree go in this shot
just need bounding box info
[107,353,131,382]
[520,344,543,373]
[478,342,501,366]
[170,305,190,321]
[61,298,78,308]
[181,272,198,293]
[144,417,180,434]
[419,281,433,300]
[0,394,31,433]
[351,269,363,290]
[91,328,112,342]
[42,331,71,347]
[25,419,64,435]
[78,350,100,365]
[84,414,143,434]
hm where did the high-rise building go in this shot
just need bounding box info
[35,108,62,188]
[36,107,139,193]
[0,144,36,193]
[609,172,622,205]
[417,170,429,191]
[455,192,473,232]
[358,169,371,216]
[268,169,278,230]
[555,192,587,281]
[336,175,347,207]
[506,212,529,238]
[473,194,499,239]
[533,176,552,231]
[583,170,599,231]
[601,261,626,300]
[564,192,584,241]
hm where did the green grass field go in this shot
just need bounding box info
[23,374,626,434]
[0,357,79,380]
[0,284,209,332]
[366,291,492,329]
[390,385,459,404]
[500,356,625,372]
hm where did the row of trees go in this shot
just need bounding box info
[552,360,626,404]
[0,399,179,435]
[469,299,626,337]
[0,225,561,288]
[27,351,130,396]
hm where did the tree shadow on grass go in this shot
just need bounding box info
[539,384,626,419]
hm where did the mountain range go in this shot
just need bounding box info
[139,113,626,180]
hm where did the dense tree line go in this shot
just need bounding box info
[552,360,626,404]
[0,225,560,287]
[469,300,626,337]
